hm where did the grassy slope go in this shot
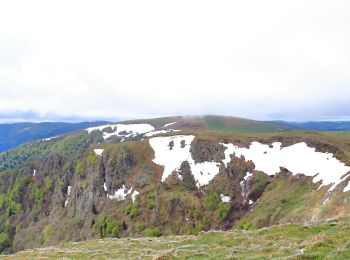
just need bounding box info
[205,116,279,133]
[122,115,301,133]
[2,217,350,259]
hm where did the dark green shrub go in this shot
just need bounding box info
[0,232,10,253]
[236,220,253,230]
[86,152,99,167]
[94,216,121,238]
[144,227,162,237]
[29,186,44,204]
[215,203,230,221]
[124,203,140,219]
[203,192,221,210]
[75,160,84,176]
[44,177,54,191]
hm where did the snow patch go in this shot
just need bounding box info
[131,190,139,203]
[65,186,71,207]
[86,124,155,140]
[220,194,230,203]
[32,170,36,177]
[150,137,350,191]
[94,149,104,156]
[240,172,253,204]
[164,122,177,127]
[144,129,181,137]
[243,172,253,181]
[149,135,221,187]
[107,185,133,201]
[144,129,171,137]
[103,182,107,192]
[343,181,350,192]
[222,142,350,191]
[42,136,58,141]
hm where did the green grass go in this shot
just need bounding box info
[235,175,315,229]
[205,117,278,133]
[2,217,350,259]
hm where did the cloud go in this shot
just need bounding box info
[0,0,349,121]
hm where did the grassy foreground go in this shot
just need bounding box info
[1,218,350,259]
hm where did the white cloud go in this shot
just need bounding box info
[0,0,349,121]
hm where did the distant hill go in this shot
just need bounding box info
[123,115,301,132]
[282,121,350,131]
[0,121,108,152]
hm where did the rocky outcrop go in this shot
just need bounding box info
[190,139,225,163]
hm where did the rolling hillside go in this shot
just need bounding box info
[0,116,349,256]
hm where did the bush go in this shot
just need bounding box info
[86,152,99,167]
[75,160,84,176]
[124,203,140,219]
[45,177,54,191]
[29,186,44,204]
[236,220,253,230]
[0,232,10,253]
[188,208,201,220]
[135,223,145,233]
[42,225,53,244]
[144,227,162,237]
[63,162,72,171]
[215,203,230,221]
[185,223,203,235]
[203,192,221,210]
[6,201,22,216]
[94,216,121,238]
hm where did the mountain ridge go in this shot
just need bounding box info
[0,115,349,255]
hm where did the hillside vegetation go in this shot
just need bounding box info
[1,217,349,259]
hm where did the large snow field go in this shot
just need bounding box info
[150,135,350,191]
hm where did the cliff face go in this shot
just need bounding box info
[0,120,350,254]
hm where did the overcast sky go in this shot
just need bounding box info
[0,0,349,122]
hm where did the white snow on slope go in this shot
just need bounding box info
[94,149,104,156]
[144,129,177,137]
[144,130,169,137]
[344,181,350,192]
[86,124,154,140]
[103,182,107,192]
[243,172,253,182]
[42,136,58,141]
[107,185,132,201]
[150,135,350,191]
[240,172,253,200]
[164,122,177,127]
[144,129,181,137]
[220,194,230,202]
[149,135,221,187]
[222,142,350,191]
[131,190,140,203]
[64,186,71,207]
